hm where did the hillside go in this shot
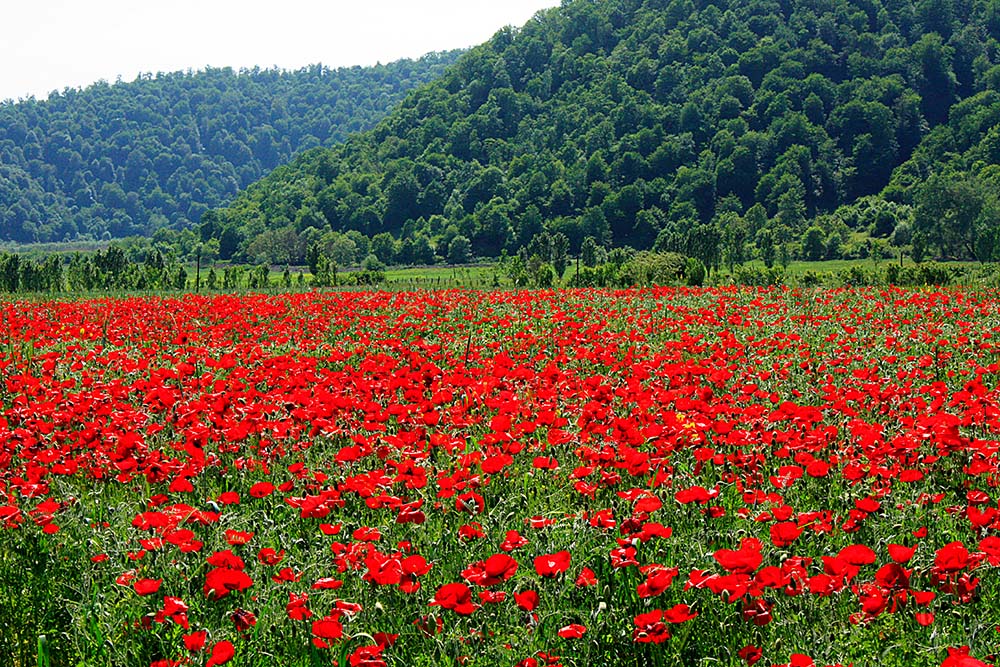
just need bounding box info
[0,52,461,244]
[211,0,1000,267]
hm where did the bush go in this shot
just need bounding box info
[685,257,706,286]
[884,262,953,286]
[838,265,879,287]
[733,265,786,286]
[616,252,686,287]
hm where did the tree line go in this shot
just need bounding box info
[0,246,381,293]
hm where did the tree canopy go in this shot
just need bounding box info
[210,0,1000,264]
[0,53,461,243]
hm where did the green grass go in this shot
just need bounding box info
[382,264,499,288]
[249,264,500,290]
[732,257,980,276]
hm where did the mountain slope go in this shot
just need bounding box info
[0,52,461,243]
[213,0,1000,265]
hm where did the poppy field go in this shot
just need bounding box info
[2,287,1000,667]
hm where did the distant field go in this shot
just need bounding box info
[382,264,499,288]
[734,258,912,275]
[736,259,893,275]
[251,264,501,291]
[213,259,992,292]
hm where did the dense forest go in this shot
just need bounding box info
[0,52,461,244]
[208,0,1000,268]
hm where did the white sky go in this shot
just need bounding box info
[0,0,561,102]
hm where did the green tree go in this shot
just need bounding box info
[473,197,514,257]
[0,254,20,292]
[686,224,722,275]
[802,226,826,261]
[757,228,776,268]
[371,232,397,265]
[447,235,473,265]
[913,33,958,126]
[383,169,421,231]
[720,212,749,270]
[581,236,599,268]
[551,232,570,279]
[914,172,997,260]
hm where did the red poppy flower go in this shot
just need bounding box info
[458,523,485,541]
[888,544,917,564]
[249,482,274,498]
[364,552,403,586]
[500,530,529,551]
[739,645,763,665]
[805,460,830,477]
[462,553,519,586]
[514,589,539,612]
[714,538,763,574]
[633,609,670,643]
[402,554,432,576]
[430,582,478,615]
[662,603,698,623]
[231,608,256,633]
[349,644,387,667]
[534,550,571,577]
[941,647,992,667]
[312,615,344,640]
[352,526,382,542]
[287,592,312,621]
[637,565,679,598]
[769,522,802,548]
[479,589,507,604]
[675,486,714,505]
[217,491,240,505]
[874,563,910,590]
[636,522,673,542]
[455,492,485,514]
[741,599,773,626]
[320,523,343,536]
[557,624,587,638]
[204,567,253,600]
[610,545,639,568]
[934,542,970,572]
[575,567,598,587]
[225,529,254,545]
[133,578,161,596]
[634,496,662,513]
[207,550,245,570]
[257,547,285,565]
[183,630,206,652]
[206,640,234,667]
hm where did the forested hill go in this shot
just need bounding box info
[212,0,1000,266]
[0,52,462,244]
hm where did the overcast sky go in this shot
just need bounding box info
[0,0,561,102]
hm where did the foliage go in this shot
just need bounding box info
[211,0,1000,264]
[0,54,461,243]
